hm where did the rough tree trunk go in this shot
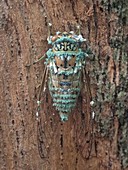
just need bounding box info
[0,0,128,170]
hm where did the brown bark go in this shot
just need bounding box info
[0,0,128,170]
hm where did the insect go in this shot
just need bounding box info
[28,23,91,121]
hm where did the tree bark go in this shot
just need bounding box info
[0,0,128,170]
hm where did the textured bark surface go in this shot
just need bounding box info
[0,0,128,170]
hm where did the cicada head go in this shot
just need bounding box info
[48,31,86,52]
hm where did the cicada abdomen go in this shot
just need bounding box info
[45,31,88,121]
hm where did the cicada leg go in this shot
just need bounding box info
[26,54,46,67]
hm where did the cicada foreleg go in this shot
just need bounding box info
[26,54,46,67]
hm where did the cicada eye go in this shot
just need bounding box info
[51,35,59,42]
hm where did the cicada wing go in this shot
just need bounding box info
[80,68,96,158]
[36,65,51,160]
[83,67,92,101]
[36,65,60,160]
[37,65,48,102]
[72,67,96,159]
[37,120,49,159]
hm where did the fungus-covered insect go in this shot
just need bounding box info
[28,23,91,121]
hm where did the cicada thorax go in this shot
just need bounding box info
[46,32,87,121]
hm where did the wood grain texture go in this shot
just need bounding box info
[0,0,127,170]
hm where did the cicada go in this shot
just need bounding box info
[28,23,91,122]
